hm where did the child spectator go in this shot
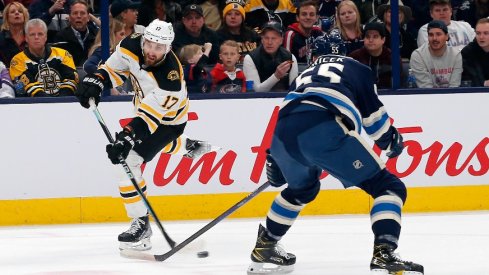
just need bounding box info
[461,18,489,87]
[179,42,212,93]
[0,61,15,98]
[210,40,246,93]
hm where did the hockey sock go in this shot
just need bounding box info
[371,192,403,248]
[266,193,304,239]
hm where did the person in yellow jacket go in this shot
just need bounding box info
[9,18,78,97]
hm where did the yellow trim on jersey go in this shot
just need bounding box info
[104,64,126,86]
[139,102,162,121]
[122,194,146,204]
[174,102,189,122]
[120,47,140,63]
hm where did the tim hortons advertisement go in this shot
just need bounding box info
[1,93,489,199]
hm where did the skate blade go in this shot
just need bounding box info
[247,261,294,274]
[119,237,152,251]
[371,269,423,275]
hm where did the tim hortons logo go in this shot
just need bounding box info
[144,107,489,187]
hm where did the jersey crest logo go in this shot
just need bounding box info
[167,70,179,81]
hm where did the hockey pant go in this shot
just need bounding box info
[116,123,191,218]
[266,109,407,248]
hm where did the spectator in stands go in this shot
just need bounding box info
[417,0,475,52]
[3,0,33,9]
[9,19,78,97]
[179,43,213,93]
[111,0,145,35]
[163,0,183,24]
[349,22,400,89]
[0,2,29,67]
[461,18,489,87]
[244,0,297,32]
[200,0,225,31]
[243,21,298,92]
[410,20,462,88]
[353,0,388,24]
[451,0,476,27]
[54,0,97,66]
[83,18,126,95]
[376,0,417,59]
[210,40,247,93]
[0,61,15,98]
[317,0,341,18]
[29,0,71,42]
[173,4,220,64]
[474,0,489,22]
[329,0,364,55]
[402,0,432,41]
[138,0,166,27]
[217,1,260,63]
[283,0,324,64]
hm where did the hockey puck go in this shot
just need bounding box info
[197,251,209,258]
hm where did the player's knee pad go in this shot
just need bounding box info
[358,168,407,203]
[282,180,321,205]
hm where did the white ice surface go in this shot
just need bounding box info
[1,211,489,275]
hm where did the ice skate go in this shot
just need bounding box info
[370,244,424,274]
[118,215,152,251]
[247,224,296,274]
[184,138,221,159]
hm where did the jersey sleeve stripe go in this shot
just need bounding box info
[121,47,140,63]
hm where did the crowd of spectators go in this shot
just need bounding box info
[0,0,488,99]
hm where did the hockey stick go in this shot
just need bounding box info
[88,99,176,249]
[120,181,271,261]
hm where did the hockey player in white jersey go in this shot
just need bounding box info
[76,19,214,251]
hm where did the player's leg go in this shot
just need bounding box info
[115,149,153,251]
[358,170,423,274]
[116,123,185,251]
[308,120,423,274]
[249,111,325,274]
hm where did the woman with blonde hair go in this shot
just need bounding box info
[328,0,364,55]
[83,18,126,95]
[0,2,29,66]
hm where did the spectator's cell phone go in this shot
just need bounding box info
[286,60,294,64]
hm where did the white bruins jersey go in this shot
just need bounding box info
[99,33,188,133]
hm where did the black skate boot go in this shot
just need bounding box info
[118,215,152,251]
[183,138,220,159]
[247,224,296,274]
[370,244,424,274]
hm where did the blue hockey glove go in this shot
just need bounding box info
[106,129,136,164]
[265,150,287,187]
[376,126,404,158]
[77,74,104,109]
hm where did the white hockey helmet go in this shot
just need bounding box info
[143,19,174,53]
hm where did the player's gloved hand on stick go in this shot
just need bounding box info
[265,149,287,187]
[386,127,404,158]
[106,128,137,164]
[376,126,404,158]
[77,74,104,109]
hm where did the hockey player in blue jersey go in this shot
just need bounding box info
[247,37,424,274]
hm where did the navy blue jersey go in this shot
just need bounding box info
[282,54,391,141]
